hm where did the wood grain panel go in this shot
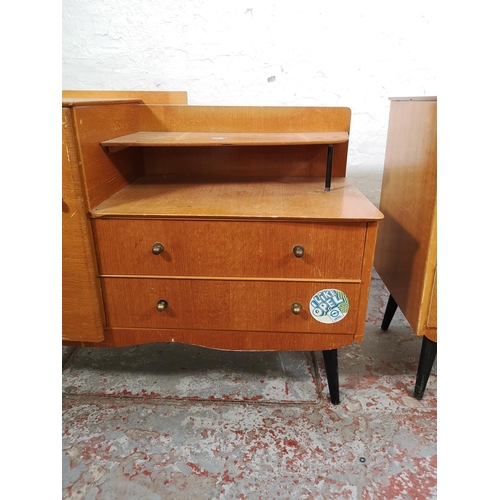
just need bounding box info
[144,145,336,178]
[139,105,351,133]
[62,107,105,342]
[139,105,350,177]
[101,278,360,334]
[353,221,379,342]
[63,329,354,351]
[102,131,348,148]
[419,204,437,335]
[92,219,367,279]
[90,176,384,221]
[61,99,380,355]
[427,268,437,330]
[374,99,437,334]
[63,98,142,107]
[63,90,188,105]
[72,104,144,209]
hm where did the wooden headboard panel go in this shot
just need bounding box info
[62,90,188,105]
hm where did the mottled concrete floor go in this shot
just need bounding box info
[62,271,437,499]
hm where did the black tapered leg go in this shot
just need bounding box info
[413,335,437,400]
[322,349,340,405]
[381,294,398,331]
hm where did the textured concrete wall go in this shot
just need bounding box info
[62,0,437,206]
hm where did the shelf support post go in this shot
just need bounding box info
[325,145,334,191]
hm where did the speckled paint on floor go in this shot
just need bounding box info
[62,271,437,499]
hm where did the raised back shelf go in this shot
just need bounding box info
[73,103,355,211]
[100,130,349,190]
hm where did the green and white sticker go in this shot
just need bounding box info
[309,289,349,324]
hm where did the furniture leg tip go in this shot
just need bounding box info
[413,391,424,400]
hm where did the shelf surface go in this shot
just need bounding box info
[101,131,349,151]
[62,97,142,107]
[91,175,383,221]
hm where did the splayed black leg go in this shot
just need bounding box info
[322,349,340,405]
[413,335,437,400]
[381,294,398,331]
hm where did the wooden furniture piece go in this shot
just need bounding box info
[373,96,437,400]
[62,91,383,404]
[62,89,188,105]
[62,90,188,343]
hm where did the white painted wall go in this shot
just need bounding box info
[62,0,437,206]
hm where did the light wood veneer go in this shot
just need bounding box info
[374,97,437,340]
[62,92,383,380]
[374,96,437,400]
[92,219,367,280]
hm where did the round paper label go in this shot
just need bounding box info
[309,289,350,324]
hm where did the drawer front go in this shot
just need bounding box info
[102,278,360,333]
[93,219,366,279]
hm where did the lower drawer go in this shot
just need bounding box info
[101,278,360,334]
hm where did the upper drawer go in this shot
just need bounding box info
[92,219,367,279]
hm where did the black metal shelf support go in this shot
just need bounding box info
[325,145,334,191]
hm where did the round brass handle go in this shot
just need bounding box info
[293,245,304,258]
[290,302,302,315]
[152,242,164,255]
[157,299,168,312]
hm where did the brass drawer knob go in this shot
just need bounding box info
[293,245,304,258]
[290,302,302,315]
[152,242,164,255]
[157,299,168,312]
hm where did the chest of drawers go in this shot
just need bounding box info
[62,91,383,404]
[374,96,437,399]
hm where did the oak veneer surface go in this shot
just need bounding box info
[139,105,351,133]
[353,221,379,343]
[71,104,144,210]
[143,145,338,178]
[374,97,437,337]
[63,98,142,107]
[139,106,351,177]
[61,94,186,344]
[101,278,361,334]
[92,219,367,280]
[102,131,349,149]
[90,175,384,221]
[62,107,105,342]
[427,269,437,331]
[62,99,381,352]
[421,205,437,338]
[62,90,188,105]
[64,329,355,351]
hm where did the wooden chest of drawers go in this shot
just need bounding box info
[62,91,383,403]
[374,96,437,399]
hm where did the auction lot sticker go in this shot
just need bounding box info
[309,289,350,324]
